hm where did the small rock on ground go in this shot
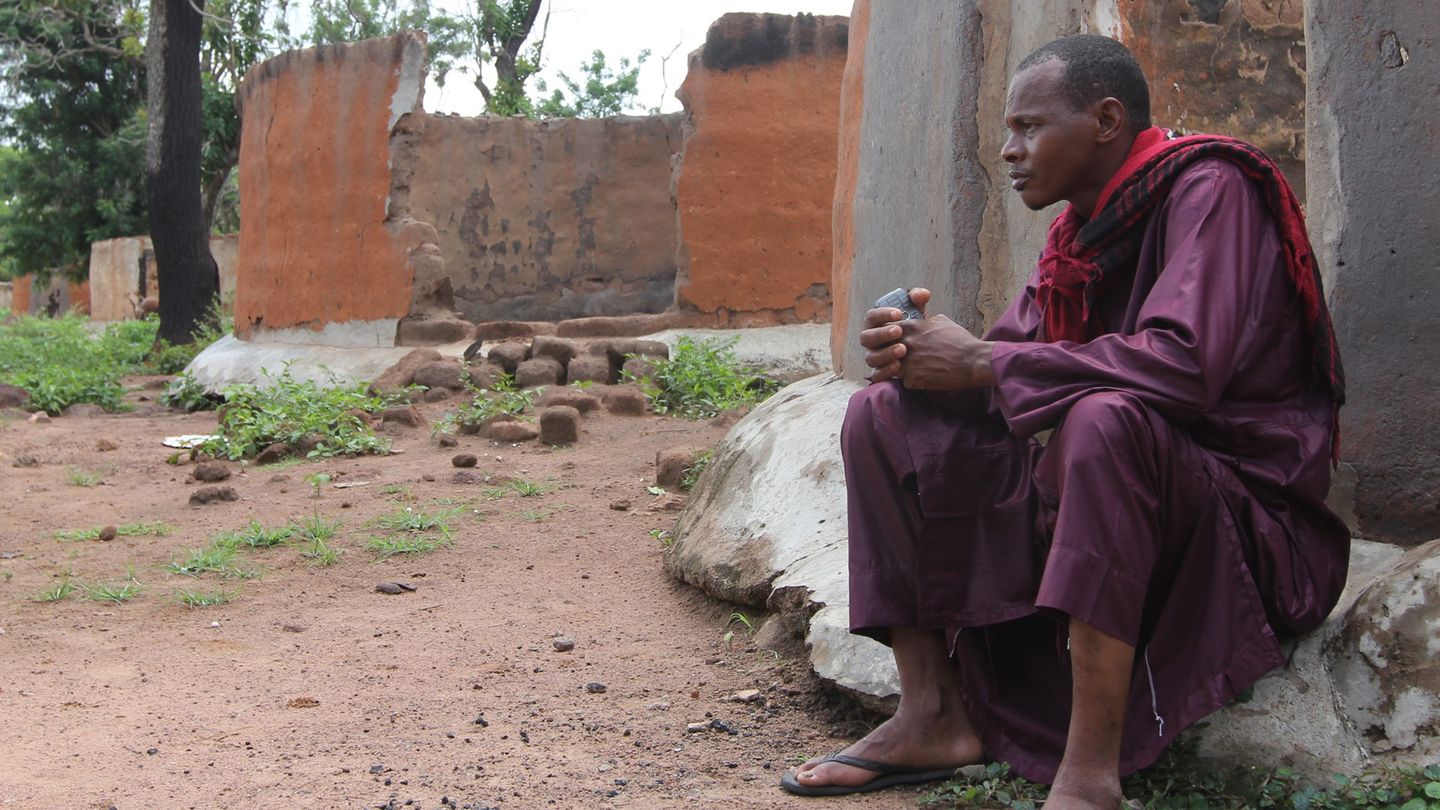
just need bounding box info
[451,453,478,468]
[255,442,290,465]
[375,581,415,594]
[552,636,575,652]
[189,486,239,506]
[603,387,648,416]
[98,525,118,542]
[655,447,702,489]
[191,461,231,482]
[486,421,539,443]
[437,435,459,448]
[95,437,120,452]
[380,405,425,429]
[539,406,580,445]
[585,682,607,694]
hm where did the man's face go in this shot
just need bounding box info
[1001,59,1105,212]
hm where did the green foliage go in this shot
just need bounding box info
[161,371,216,412]
[435,371,537,434]
[371,504,465,540]
[920,743,1440,809]
[680,449,714,491]
[175,588,235,607]
[366,534,452,558]
[628,337,781,419]
[0,314,150,412]
[295,534,342,566]
[79,580,143,604]
[163,542,256,579]
[222,519,294,549]
[67,468,102,487]
[34,578,76,602]
[199,367,388,460]
[509,479,552,497]
[535,49,654,118]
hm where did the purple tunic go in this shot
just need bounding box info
[842,158,1349,782]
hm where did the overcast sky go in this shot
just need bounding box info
[422,0,855,116]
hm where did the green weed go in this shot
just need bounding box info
[163,544,257,579]
[516,509,552,522]
[371,504,464,540]
[434,372,538,435]
[161,371,216,412]
[649,528,674,550]
[290,515,340,542]
[481,485,511,500]
[226,519,293,548]
[175,589,235,607]
[197,366,388,461]
[366,535,451,559]
[0,315,149,413]
[53,521,174,541]
[509,479,552,497]
[623,336,780,419]
[296,535,342,566]
[680,449,715,491]
[35,579,75,602]
[80,580,143,604]
[67,468,101,487]
[379,483,411,497]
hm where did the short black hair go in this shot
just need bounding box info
[1016,34,1152,131]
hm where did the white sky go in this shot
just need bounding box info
[421,0,854,116]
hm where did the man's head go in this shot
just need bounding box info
[1002,35,1152,217]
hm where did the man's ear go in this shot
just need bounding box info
[1094,97,1127,144]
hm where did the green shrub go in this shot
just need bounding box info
[198,366,388,460]
[628,336,780,419]
[434,371,537,435]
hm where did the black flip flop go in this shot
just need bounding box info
[779,753,959,797]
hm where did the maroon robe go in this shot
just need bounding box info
[842,158,1350,782]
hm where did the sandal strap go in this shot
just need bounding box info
[824,753,955,777]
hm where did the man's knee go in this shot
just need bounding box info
[1050,392,1159,469]
[841,382,901,452]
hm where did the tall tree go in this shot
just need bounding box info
[146,0,218,344]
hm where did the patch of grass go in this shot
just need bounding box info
[35,579,75,602]
[366,534,451,559]
[53,521,174,542]
[290,515,340,543]
[481,485,511,500]
[515,509,553,522]
[371,504,465,540]
[379,483,412,497]
[198,366,388,461]
[0,315,149,413]
[225,519,294,549]
[509,479,553,497]
[79,580,143,604]
[919,740,1440,809]
[722,611,755,647]
[680,449,715,491]
[175,588,235,607]
[161,371,217,412]
[296,535,342,566]
[163,543,258,579]
[623,336,781,419]
[650,528,674,550]
[67,468,102,487]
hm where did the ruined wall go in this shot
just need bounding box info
[233,34,425,344]
[674,13,848,324]
[406,114,682,323]
[88,235,239,321]
[833,0,1311,375]
[0,282,11,314]
[5,275,88,317]
[1309,2,1439,543]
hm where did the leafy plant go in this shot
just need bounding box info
[625,336,780,419]
[371,504,465,540]
[722,611,755,647]
[163,543,257,579]
[436,371,538,435]
[0,315,155,413]
[198,366,388,460]
[680,449,715,491]
[296,535,342,566]
[509,479,552,498]
[162,371,216,412]
[291,515,340,543]
[176,589,235,607]
[649,528,674,550]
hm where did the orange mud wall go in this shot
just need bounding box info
[674,13,848,325]
[233,35,424,341]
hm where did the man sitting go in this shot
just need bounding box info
[783,34,1348,809]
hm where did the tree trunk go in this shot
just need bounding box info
[146,0,219,345]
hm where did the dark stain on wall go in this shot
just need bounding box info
[701,13,848,72]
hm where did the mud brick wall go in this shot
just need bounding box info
[5,275,89,317]
[233,35,425,342]
[674,13,848,324]
[88,235,238,322]
[406,114,683,323]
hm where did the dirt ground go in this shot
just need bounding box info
[0,377,922,810]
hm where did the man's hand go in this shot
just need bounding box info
[858,288,996,389]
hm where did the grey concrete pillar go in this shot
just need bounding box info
[1307,2,1440,543]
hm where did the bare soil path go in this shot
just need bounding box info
[0,382,916,809]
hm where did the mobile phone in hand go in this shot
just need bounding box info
[875,287,923,320]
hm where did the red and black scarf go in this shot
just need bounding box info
[1035,127,1345,458]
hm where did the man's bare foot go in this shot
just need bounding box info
[790,706,984,790]
[1042,765,1124,809]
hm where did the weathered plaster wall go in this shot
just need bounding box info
[1308,3,1439,543]
[88,235,238,321]
[829,0,869,370]
[407,114,682,323]
[674,13,847,323]
[233,34,424,341]
[0,282,11,314]
[6,275,88,317]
